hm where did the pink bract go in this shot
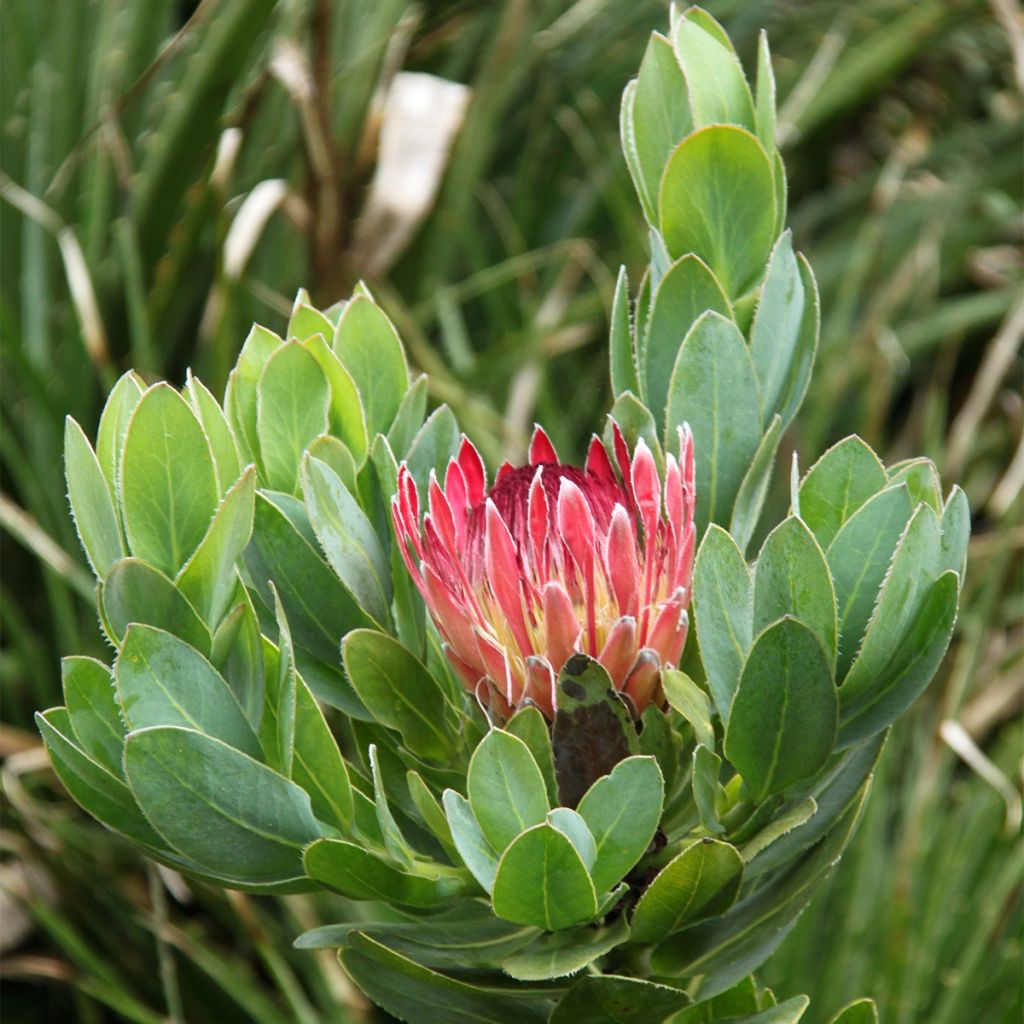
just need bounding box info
[391,422,695,719]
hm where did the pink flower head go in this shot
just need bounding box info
[391,423,696,719]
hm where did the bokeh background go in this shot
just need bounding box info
[1,1,1021,1020]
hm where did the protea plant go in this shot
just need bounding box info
[41,8,968,1023]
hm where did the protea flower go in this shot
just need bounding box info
[392,423,695,719]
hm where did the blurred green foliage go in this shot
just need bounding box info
[1,0,1020,1021]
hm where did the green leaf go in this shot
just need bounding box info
[62,657,123,777]
[663,669,714,751]
[692,744,726,835]
[261,593,297,776]
[718,998,810,1024]
[692,525,753,720]
[290,668,354,832]
[547,808,597,871]
[369,744,415,867]
[442,789,499,892]
[604,393,661,470]
[672,9,755,129]
[245,493,372,667]
[621,82,655,225]
[121,383,219,576]
[407,770,459,861]
[218,587,266,724]
[502,916,630,981]
[659,126,774,297]
[632,33,693,226]
[95,371,144,495]
[754,31,776,156]
[725,618,838,801]
[342,629,457,762]
[303,838,465,907]
[302,455,390,625]
[838,571,959,747]
[666,312,761,528]
[37,708,167,850]
[301,333,368,464]
[939,485,970,578]
[387,374,429,459]
[841,503,941,698]
[632,838,742,943]
[577,755,664,893]
[749,234,814,429]
[827,998,878,1024]
[295,905,538,966]
[175,467,255,627]
[65,417,124,577]
[116,624,261,758]
[609,266,638,397]
[643,255,732,434]
[888,458,942,512]
[753,517,837,667]
[340,933,550,1024]
[552,655,640,809]
[287,302,333,342]
[491,823,598,929]
[505,705,558,804]
[730,414,782,556]
[124,726,320,884]
[404,405,461,498]
[184,372,242,495]
[101,558,211,655]
[742,731,885,879]
[468,728,550,853]
[828,484,914,678]
[225,324,283,464]
[256,341,330,493]
[639,704,680,795]
[306,434,358,495]
[334,295,409,435]
[674,971,759,1024]
[739,797,817,864]
[799,436,888,549]
[650,785,869,987]
[550,974,692,1023]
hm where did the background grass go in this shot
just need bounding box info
[1,1,1020,1020]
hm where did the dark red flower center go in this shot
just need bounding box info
[464,462,627,585]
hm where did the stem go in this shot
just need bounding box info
[147,862,184,1024]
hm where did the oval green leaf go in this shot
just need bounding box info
[798,436,887,549]
[644,254,732,434]
[101,557,211,655]
[754,517,837,667]
[62,657,124,777]
[692,524,753,721]
[341,629,456,762]
[302,455,390,625]
[334,294,409,436]
[65,417,124,578]
[631,838,743,943]
[124,725,320,884]
[725,618,837,801]
[577,755,664,893]
[256,341,330,493]
[468,728,550,854]
[666,311,761,529]
[491,823,598,930]
[116,624,261,758]
[659,126,774,297]
[121,383,219,576]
